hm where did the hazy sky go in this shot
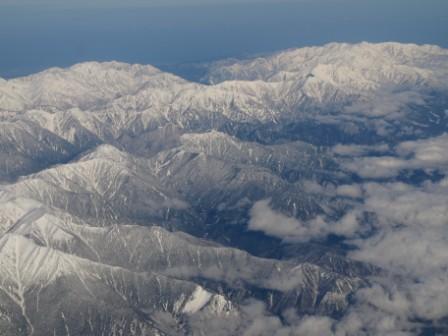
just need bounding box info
[1,0,447,78]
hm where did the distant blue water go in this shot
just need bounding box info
[1,0,447,78]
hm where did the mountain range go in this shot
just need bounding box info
[0,42,447,335]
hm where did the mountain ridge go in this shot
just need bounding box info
[0,42,447,335]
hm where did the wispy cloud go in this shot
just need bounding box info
[247,133,448,333]
[248,199,362,242]
[340,133,448,178]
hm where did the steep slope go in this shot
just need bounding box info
[0,197,364,319]
[0,42,447,335]
[0,119,76,181]
[205,42,448,91]
[3,146,194,230]
[1,43,446,178]
[0,233,236,336]
[0,62,167,111]
[179,131,337,182]
[202,42,448,143]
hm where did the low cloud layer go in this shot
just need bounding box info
[248,199,360,242]
[248,133,448,334]
[344,90,425,118]
[340,133,448,178]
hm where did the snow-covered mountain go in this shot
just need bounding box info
[0,42,447,335]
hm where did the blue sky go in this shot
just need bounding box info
[1,0,447,78]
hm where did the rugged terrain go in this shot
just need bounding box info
[0,42,447,335]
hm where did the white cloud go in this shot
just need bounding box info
[292,315,335,336]
[340,179,448,330]
[363,181,448,228]
[336,184,363,198]
[248,199,363,242]
[343,90,425,118]
[349,180,448,275]
[397,134,448,167]
[332,143,390,157]
[343,156,407,178]
[249,159,448,333]
[240,301,336,336]
[340,133,448,178]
